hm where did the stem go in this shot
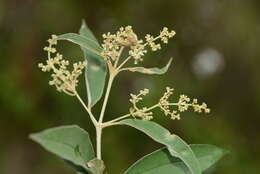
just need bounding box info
[117,67,131,73]
[146,103,160,111]
[95,68,116,160]
[75,92,98,126]
[47,46,97,126]
[116,35,162,71]
[102,103,160,128]
[98,73,115,123]
[104,114,131,125]
[92,34,163,159]
[168,103,180,106]
[102,122,122,128]
[114,47,124,68]
[96,126,102,159]
[117,55,132,70]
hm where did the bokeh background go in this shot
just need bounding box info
[0,0,260,174]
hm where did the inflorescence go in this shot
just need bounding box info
[129,88,153,121]
[38,35,87,95]
[39,27,210,122]
[129,87,210,121]
[101,26,175,64]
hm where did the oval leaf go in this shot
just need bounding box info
[79,21,107,107]
[120,119,201,174]
[127,58,172,75]
[124,144,227,174]
[30,125,95,172]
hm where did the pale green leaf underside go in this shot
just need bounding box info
[29,125,95,172]
[79,20,107,107]
[120,119,201,174]
[124,144,227,174]
[80,20,99,43]
[57,33,102,57]
[127,58,172,75]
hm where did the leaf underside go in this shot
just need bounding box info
[39,23,225,174]
[79,20,107,107]
[57,22,107,107]
[124,144,227,174]
[120,119,202,174]
[127,58,172,75]
[30,125,95,173]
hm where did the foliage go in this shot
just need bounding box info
[30,20,226,174]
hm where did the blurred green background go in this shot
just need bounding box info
[0,0,260,173]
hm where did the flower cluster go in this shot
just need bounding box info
[145,27,175,51]
[101,26,139,62]
[189,98,210,113]
[159,87,210,120]
[38,35,87,95]
[176,95,210,114]
[160,27,176,44]
[129,87,210,121]
[130,27,175,64]
[158,87,181,120]
[101,26,175,65]
[129,88,153,121]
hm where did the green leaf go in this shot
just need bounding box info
[79,20,107,107]
[120,119,201,174]
[57,33,102,57]
[124,144,227,174]
[30,125,95,173]
[79,20,99,43]
[64,160,89,174]
[127,58,172,75]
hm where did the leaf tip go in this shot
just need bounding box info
[29,132,40,142]
[81,19,87,29]
[167,57,173,67]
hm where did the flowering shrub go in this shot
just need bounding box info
[30,21,226,174]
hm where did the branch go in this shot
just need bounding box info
[75,92,98,126]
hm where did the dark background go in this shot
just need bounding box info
[0,0,260,174]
